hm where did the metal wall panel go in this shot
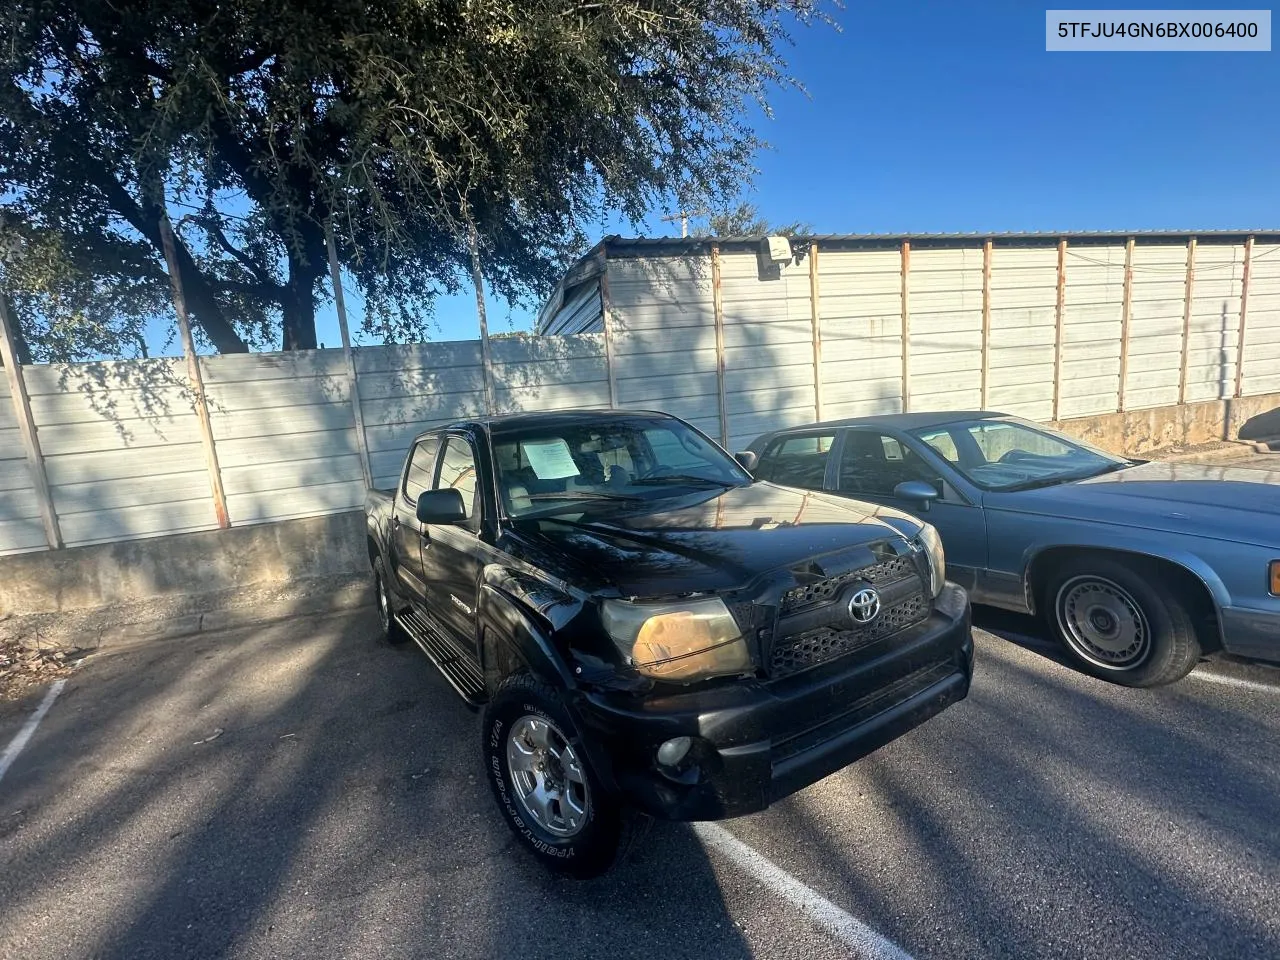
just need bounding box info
[816,249,904,418]
[987,246,1058,420]
[1184,243,1245,404]
[20,358,219,549]
[1242,244,1280,395]
[908,246,984,411]
[1060,244,1126,418]
[0,374,47,555]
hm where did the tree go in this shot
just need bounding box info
[696,202,812,238]
[0,0,827,360]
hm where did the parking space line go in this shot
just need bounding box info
[1190,671,1279,694]
[0,680,66,786]
[693,822,915,960]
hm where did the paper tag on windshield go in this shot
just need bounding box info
[522,439,580,480]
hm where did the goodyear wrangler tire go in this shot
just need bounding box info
[483,672,622,878]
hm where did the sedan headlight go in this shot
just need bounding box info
[601,596,752,683]
[916,524,946,598]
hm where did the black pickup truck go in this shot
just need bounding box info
[365,409,974,876]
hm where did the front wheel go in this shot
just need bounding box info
[1045,555,1201,687]
[483,673,623,877]
[373,557,408,645]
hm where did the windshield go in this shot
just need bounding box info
[910,419,1129,491]
[491,416,750,518]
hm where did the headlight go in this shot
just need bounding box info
[916,524,946,598]
[601,596,752,683]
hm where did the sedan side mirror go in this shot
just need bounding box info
[893,480,940,512]
[734,451,759,472]
[416,488,467,524]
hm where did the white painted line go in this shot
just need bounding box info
[694,821,915,960]
[1190,671,1280,694]
[0,679,66,786]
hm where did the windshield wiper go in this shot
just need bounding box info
[525,491,643,502]
[630,475,738,487]
[998,462,1131,492]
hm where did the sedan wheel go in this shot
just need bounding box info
[1055,574,1151,670]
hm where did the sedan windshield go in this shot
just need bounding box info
[491,416,750,518]
[910,419,1130,491]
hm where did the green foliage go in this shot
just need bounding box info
[697,202,813,237]
[0,0,826,358]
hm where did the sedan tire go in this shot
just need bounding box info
[1046,555,1202,687]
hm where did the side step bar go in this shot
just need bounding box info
[397,609,487,707]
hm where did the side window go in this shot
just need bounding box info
[758,433,835,489]
[840,431,940,498]
[917,428,960,464]
[434,437,481,530]
[402,437,440,503]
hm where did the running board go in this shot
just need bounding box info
[397,609,487,707]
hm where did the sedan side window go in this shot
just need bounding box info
[403,436,440,503]
[840,431,941,498]
[757,434,835,489]
[434,437,481,532]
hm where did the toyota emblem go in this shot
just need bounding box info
[848,586,881,625]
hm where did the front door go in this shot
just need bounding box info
[419,434,486,655]
[392,436,441,602]
[835,428,988,591]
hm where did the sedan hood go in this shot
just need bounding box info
[996,460,1280,546]
[507,482,920,597]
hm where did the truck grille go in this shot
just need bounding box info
[780,554,916,612]
[769,593,928,677]
[770,551,929,679]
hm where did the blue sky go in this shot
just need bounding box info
[312,1,1278,347]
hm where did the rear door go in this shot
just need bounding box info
[419,434,486,651]
[392,435,441,602]
[836,427,988,590]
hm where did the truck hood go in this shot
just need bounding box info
[507,481,920,597]
[991,460,1280,546]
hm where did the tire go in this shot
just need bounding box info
[1044,555,1202,688]
[483,673,623,878]
[373,556,409,645]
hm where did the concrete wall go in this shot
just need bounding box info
[0,510,371,650]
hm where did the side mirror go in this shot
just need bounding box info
[893,480,940,512]
[734,451,759,472]
[416,488,467,524]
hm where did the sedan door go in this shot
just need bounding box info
[834,427,989,592]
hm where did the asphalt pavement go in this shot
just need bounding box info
[1,607,1277,960]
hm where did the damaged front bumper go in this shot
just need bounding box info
[572,583,974,821]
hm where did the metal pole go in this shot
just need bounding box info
[711,244,729,446]
[0,295,62,548]
[1053,239,1067,422]
[1178,237,1197,406]
[900,241,911,413]
[159,213,230,529]
[1235,236,1254,398]
[596,250,619,408]
[1118,237,1135,412]
[808,242,823,421]
[469,227,497,415]
[981,239,992,410]
[325,220,374,489]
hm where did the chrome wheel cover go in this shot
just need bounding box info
[506,714,590,838]
[1055,575,1151,670]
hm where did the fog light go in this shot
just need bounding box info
[657,736,692,767]
[1270,560,1280,596]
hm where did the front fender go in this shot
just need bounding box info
[476,572,580,695]
[1020,534,1232,617]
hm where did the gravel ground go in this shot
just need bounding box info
[1,608,1277,960]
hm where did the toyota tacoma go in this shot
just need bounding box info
[365,409,974,876]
